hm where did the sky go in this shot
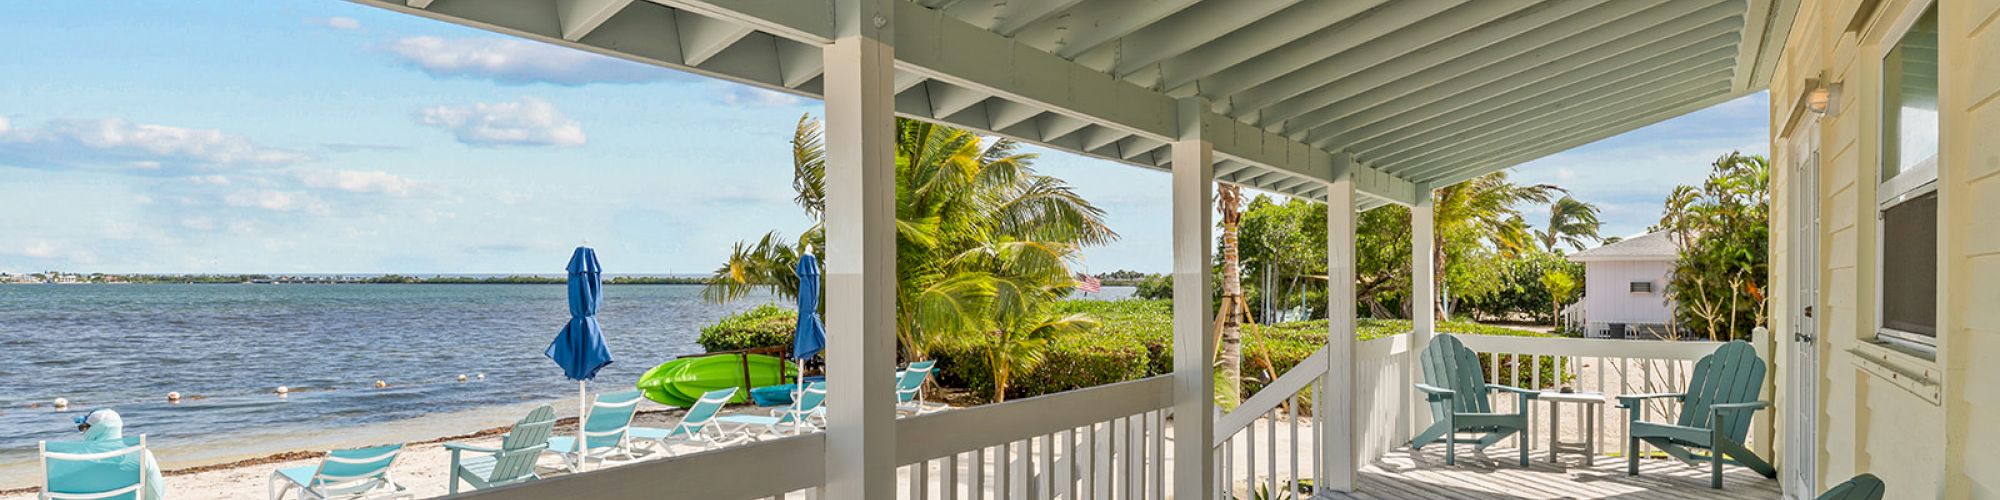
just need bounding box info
[0,1,1767,276]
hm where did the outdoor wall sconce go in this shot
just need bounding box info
[1781,75,1840,137]
[1806,79,1841,115]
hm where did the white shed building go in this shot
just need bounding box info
[1564,232,1680,339]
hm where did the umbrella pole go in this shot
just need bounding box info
[795,359,806,436]
[576,380,588,472]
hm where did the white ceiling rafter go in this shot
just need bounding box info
[352,0,1792,205]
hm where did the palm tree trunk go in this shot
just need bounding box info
[1218,185,1244,407]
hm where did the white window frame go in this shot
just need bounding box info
[1872,0,1940,353]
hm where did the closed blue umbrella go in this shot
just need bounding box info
[546,246,611,467]
[790,252,825,425]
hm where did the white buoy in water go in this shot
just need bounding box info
[167,392,182,403]
[476,373,485,380]
[276,386,289,396]
[374,380,387,389]
[457,374,468,382]
[53,397,69,409]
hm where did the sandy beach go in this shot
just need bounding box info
[0,405,761,500]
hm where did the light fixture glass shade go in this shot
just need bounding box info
[1806,84,1838,114]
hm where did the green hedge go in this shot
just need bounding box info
[698,298,1565,401]
[698,303,798,352]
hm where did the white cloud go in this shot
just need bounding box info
[2,240,96,264]
[315,16,361,30]
[714,84,805,108]
[416,97,587,147]
[0,117,314,171]
[224,189,330,214]
[187,175,231,185]
[181,217,218,231]
[296,169,417,196]
[385,36,685,86]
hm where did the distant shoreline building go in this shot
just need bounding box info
[1562,232,1680,339]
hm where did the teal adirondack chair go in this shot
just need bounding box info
[1411,334,1539,466]
[40,436,155,500]
[1618,340,1777,489]
[1816,474,1887,500]
[444,405,557,494]
[897,360,938,415]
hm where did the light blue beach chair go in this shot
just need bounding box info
[40,436,155,500]
[717,382,827,437]
[545,390,644,472]
[267,444,407,500]
[897,360,939,415]
[631,388,751,454]
[444,405,556,494]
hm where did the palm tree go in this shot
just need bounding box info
[1429,172,1559,318]
[1536,195,1604,253]
[705,115,1117,399]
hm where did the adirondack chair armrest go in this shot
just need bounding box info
[1414,383,1456,402]
[1615,392,1685,409]
[442,442,500,454]
[1485,384,1540,399]
[1707,401,1771,416]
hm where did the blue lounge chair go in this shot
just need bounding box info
[267,444,407,500]
[545,390,644,472]
[717,382,827,437]
[897,360,939,415]
[444,405,557,494]
[631,388,750,454]
[40,436,155,500]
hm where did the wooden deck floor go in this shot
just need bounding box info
[1321,446,1782,499]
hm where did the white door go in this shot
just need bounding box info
[1784,123,1821,498]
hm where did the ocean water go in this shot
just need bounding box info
[0,283,1136,488]
[0,283,778,488]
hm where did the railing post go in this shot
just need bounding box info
[822,0,897,497]
[1409,188,1436,439]
[1170,97,1216,499]
[1321,158,1358,493]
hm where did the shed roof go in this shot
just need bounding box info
[1568,231,1680,262]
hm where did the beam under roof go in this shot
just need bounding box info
[356,0,1794,208]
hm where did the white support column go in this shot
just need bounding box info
[822,0,896,498]
[1321,165,1358,493]
[1169,98,1215,499]
[1408,188,1436,435]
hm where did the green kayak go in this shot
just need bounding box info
[636,353,795,407]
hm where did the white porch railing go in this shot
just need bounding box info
[895,376,1174,499]
[462,334,1741,500]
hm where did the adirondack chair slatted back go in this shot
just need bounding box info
[1675,341,1766,442]
[41,437,146,500]
[1816,473,1886,500]
[489,405,557,484]
[584,391,644,450]
[1419,334,1492,419]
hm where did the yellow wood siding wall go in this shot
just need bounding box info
[1770,0,1999,496]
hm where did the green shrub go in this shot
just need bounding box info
[698,304,798,352]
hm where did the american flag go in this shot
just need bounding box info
[1075,273,1102,293]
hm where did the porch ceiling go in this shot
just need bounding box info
[355,0,1794,210]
